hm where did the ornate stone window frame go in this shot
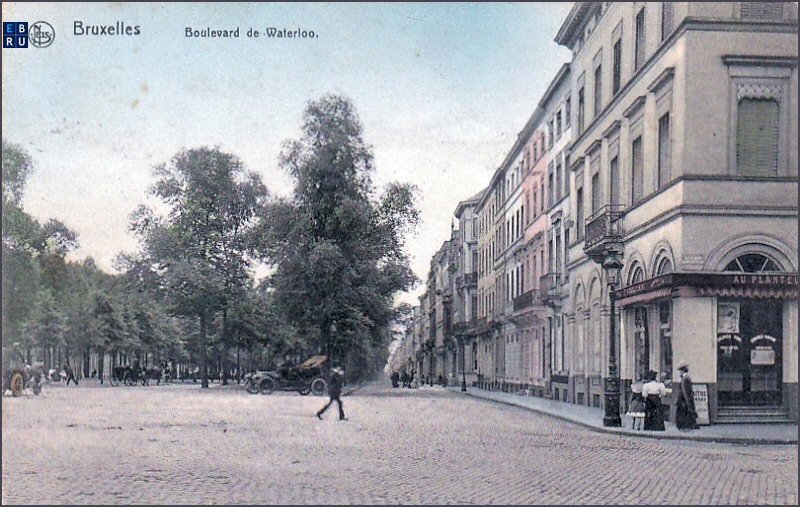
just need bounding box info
[723,55,796,177]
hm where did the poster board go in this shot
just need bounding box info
[693,384,710,425]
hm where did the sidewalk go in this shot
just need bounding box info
[449,386,798,445]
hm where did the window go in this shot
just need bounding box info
[540,182,545,212]
[472,251,478,273]
[556,111,562,138]
[555,158,563,201]
[736,98,779,176]
[661,2,674,40]
[547,164,554,208]
[591,172,601,213]
[612,38,622,95]
[565,98,571,127]
[610,156,620,205]
[576,185,584,241]
[594,63,603,118]
[578,87,585,134]
[548,119,555,149]
[631,136,643,203]
[635,8,646,71]
[658,113,671,188]
[740,2,784,20]
[724,253,780,273]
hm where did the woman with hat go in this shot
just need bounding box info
[675,360,699,430]
[626,378,646,430]
[641,370,667,431]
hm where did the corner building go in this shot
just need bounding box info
[556,2,798,422]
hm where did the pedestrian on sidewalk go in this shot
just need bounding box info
[642,370,667,431]
[316,367,346,421]
[675,360,699,430]
[626,380,646,430]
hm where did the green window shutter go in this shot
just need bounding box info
[737,98,779,176]
[658,113,671,188]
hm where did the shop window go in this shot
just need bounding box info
[593,394,601,407]
[634,306,650,381]
[659,301,672,382]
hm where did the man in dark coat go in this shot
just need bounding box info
[316,367,346,420]
[675,360,699,430]
[63,363,78,385]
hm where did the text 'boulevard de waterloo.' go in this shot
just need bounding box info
[389,1,798,427]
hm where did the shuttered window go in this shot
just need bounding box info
[661,2,674,40]
[590,152,601,212]
[631,136,643,203]
[736,98,779,176]
[612,39,622,95]
[591,172,601,213]
[610,156,619,205]
[740,2,784,20]
[576,184,584,240]
[635,8,646,71]
[658,113,671,188]
[594,64,603,119]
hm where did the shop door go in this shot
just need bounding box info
[717,300,782,406]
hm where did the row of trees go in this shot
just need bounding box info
[2,94,419,386]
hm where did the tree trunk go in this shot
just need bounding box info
[98,349,105,385]
[200,313,209,388]
[221,306,229,386]
[236,346,240,384]
[83,347,90,378]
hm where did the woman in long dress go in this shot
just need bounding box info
[642,370,667,431]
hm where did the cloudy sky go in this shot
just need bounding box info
[2,2,573,306]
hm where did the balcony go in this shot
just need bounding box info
[540,272,562,307]
[512,290,542,312]
[583,204,624,261]
[464,272,478,286]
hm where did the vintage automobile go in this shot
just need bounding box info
[244,355,328,396]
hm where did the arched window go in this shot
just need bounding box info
[656,257,673,275]
[723,253,780,273]
[627,264,645,285]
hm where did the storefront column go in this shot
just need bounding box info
[784,300,798,420]
[672,296,717,420]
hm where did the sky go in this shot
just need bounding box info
[2,2,573,306]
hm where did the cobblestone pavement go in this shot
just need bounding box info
[2,381,797,504]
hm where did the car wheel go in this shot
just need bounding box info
[311,377,327,396]
[245,382,259,395]
[259,378,275,395]
[298,385,311,396]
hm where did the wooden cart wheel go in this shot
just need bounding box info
[10,372,24,397]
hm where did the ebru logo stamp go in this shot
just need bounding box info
[3,21,53,48]
[3,22,28,48]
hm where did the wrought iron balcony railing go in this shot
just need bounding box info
[584,204,625,254]
[512,290,542,311]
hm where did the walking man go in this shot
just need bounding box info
[316,367,346,421]
[63,363,78,386]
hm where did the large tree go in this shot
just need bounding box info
[130,147,268,387]
[259,94,419,379]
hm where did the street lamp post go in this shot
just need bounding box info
[602,252,624,427]
[460,336,467,392]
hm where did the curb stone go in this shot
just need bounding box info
[455,389,797,446]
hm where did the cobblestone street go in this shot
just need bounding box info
[2,381,797,504]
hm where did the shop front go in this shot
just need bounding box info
[616,269,797,423]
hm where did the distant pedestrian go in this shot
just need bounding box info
[642,370,667,431]
[316,367,346,421]
[63,363,78,386]
[399,370,408,388]
[626,380,646,430]
[390,370,400,388]
[675,361,699,430]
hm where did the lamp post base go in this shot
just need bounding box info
[461,378,467,392]
[603,376,622,427]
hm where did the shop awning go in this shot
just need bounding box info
[616,287,673,308]
[694,285,798,299]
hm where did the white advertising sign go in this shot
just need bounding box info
[693,384,710,426]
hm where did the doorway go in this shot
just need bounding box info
[717,299,783,407]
